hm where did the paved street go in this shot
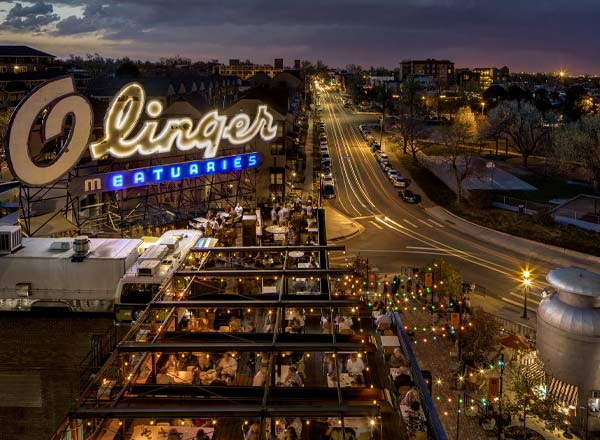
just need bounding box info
[318,89,578,321]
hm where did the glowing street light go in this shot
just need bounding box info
[522,269,532,319]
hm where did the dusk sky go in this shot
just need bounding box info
[0,0,599,74]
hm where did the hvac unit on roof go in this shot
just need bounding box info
[137,259,161,277]
[0,225,23,254]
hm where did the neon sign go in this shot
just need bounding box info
[70,153,262,196]
[90,82,277,159]
[5,76,278,187]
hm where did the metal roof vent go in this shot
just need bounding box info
[72,236,90,261]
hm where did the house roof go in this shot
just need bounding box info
[0,46,55,58]
[236,86,289,116]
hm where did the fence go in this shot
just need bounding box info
[478,309,537,343]
[492,195,552,213]
[392,311,448,440]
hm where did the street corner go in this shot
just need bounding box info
[324,206,365,241]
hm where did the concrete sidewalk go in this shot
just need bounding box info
[324,206,363,241]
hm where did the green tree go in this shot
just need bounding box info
[564,85,594,121]
[486,100,549,168]
[553,115,600,192]
[440,106,480,203]
[483,84,507,108]
[505,363,538,430]
[459,309,500,367]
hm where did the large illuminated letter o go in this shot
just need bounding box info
[5,76,92,186]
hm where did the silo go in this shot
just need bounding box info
[536,268,600,433]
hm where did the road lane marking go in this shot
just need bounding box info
[500,296,538,312]
[417,219,434,228]
[428,218,445,228]
[506,290,540,305]
[403,219,418,228]
[368,220,384,230]
[352,215,377,221]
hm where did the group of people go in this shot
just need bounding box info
[324,352,367,387]
[160,352,239,386]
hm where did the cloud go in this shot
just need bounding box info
[2,0,600,73]
[1,1,60,31]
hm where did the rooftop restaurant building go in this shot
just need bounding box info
[51,209,444,440]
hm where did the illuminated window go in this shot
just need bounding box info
[271,143,284,155]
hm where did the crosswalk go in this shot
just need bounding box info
[366,216,445,230]
[500,290,540,313]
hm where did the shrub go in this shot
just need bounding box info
[531,208,555,226]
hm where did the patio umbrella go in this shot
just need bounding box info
[498,334,531,350]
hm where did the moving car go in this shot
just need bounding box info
[399,189,421,203]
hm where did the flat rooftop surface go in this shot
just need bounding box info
[3,237,141,260]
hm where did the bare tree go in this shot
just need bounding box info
[441,106,479,203]
[553,115,600,192]
[486,100,549,168]
[396,115,428,160]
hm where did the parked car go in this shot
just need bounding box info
[392,176,410,188]
[387,169,399,180]
[319,135,327,143]
[322,183,336,199]
[381,163,392,173]
[378,153,389,164]
[399,189,421,203]
[371,143,381,152]
[321,174,334,186]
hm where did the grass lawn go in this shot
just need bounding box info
[401,156,600,257]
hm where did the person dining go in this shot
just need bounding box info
[216,352,238,382]
[286,318,303,334]
[252,365,268,386]
[337,316,353,333]
[389,348,408,369]
[284,365,303,387]
[246,321,257,333]
[346,353,365,385]
[375,311,392,331]
[229,316,243,332]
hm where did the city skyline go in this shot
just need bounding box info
[0,0,599,74]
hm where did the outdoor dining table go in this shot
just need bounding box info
[288,251,304,258]
[131,425,214,440]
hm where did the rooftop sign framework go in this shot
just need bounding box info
[5,76,278,188]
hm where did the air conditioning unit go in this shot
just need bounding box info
[160,237,179,250]
[0,225,23,254]
[137,259,161,277]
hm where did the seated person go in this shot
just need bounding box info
[346,353,365,384]
[324,355,335,376]
[252,365,268,386]
[286,318,303,334]
[375,311,392,331]
[388,348,408,368]
[337,316,353,333]
[284,365,303,387]
[162,354,180,374]
[196,317,211,332]
[246,321,257,333]
[229,317,243,332]
[401,385,420,407]
[216,352,238,382]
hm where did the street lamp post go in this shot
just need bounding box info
[498,354,505,440]
[522,271,531,320]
